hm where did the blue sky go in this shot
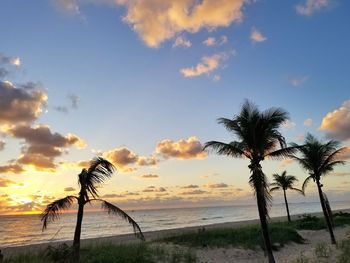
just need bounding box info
[0,0,349,214]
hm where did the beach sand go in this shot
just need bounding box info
[2,209,350,262]
[195,225,350,263]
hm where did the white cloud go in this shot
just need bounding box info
[203,36,228,47]
[213,75,221,82]
[203,37,216,46]
[288,75,309,87]
[172,36,192,48]
[295,134,305,142]
[54,0,81,15]
[296,0,331,16]
[0,53,21,67]
[282,120,296,129]
[250,27,267,43]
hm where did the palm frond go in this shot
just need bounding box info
[302,175,314,194]
[80,157,116,198]
[290,187,304,195]
[265,146,301,160]
[100,200,145,241]
[41,196,78,231]
[217,118,241,135]
[269,186,280,193]
[289,155,313,171]
[319,147,347,174]
[203,141,248,158]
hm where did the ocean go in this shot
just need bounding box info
[0,201,349,248]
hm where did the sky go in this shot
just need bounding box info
[0,0,349,215]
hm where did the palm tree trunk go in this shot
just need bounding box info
[256,187,275,263]
[73,199,85,261]
[283,189,291,222]
[316,180,336,244]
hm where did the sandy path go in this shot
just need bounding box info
[196,225,350,263]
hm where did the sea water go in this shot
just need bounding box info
[0,201,349,247]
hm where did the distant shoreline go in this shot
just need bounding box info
[3,208,350,258]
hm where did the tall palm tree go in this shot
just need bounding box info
[291,134,346,244]
[41,157,145,260]
[204,100,297,263]
[270,171,303,222]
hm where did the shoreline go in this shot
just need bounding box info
[2,208,350,257]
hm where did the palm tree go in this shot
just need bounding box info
[291,133,346,244]
[270,171,303,222]
[204,100,297,263]
[41,157,145,260]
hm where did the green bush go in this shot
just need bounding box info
[160,224,304,250]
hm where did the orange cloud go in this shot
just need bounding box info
[303,118,313,126]
[205,183,229,189]
[4,125,85,171]
[140,174,159,179]
[137,156,158,166]
[320,100,350,141]
[116,0,246,48]
[180,53,230,77]
[332,172,350,177]
[0,178,19,187]
[156,136,207,160]
[279,159,294,168]
[0,163,25,174]
[142,186,166,193]
[64,187,76,192]
[105,147,138,173]
[181,189,207,195]
[181,184,199,189]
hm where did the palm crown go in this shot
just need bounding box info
[41,157,145,241]
[270,171,303,194]
[291,134,346,192]
[204,101,298,214]
[291,133,346,244]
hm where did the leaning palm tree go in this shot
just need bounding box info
[41,157,145,260]
[204,100,297,263]
[270,170,303,222]
[290,134,346,244]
